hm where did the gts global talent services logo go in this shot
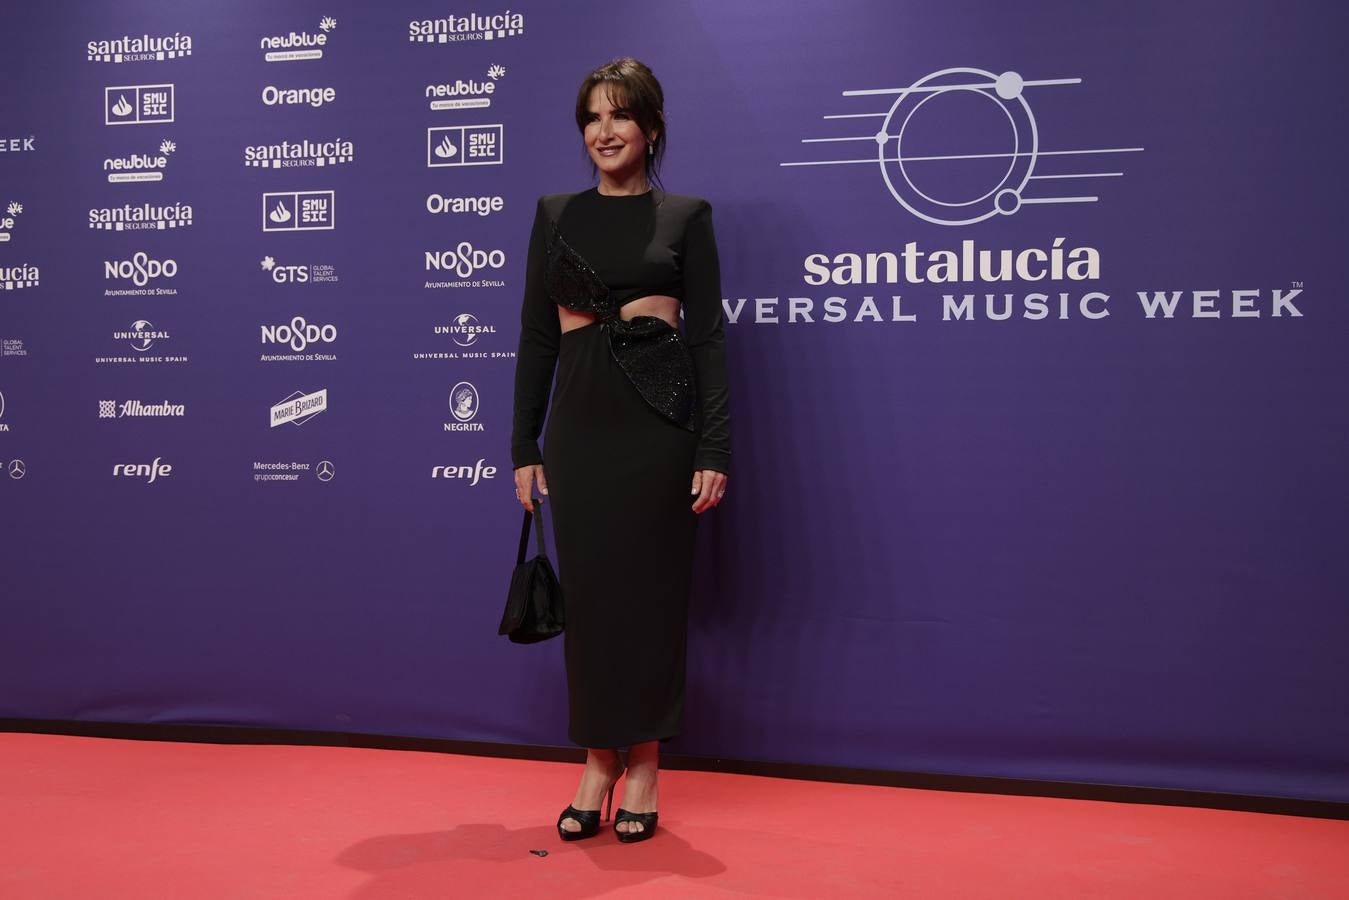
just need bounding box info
[409,11,524,43]
[0,201,22,243]
[105,84,175,125]
[261,16,337,62]
[105,140,176,183]
[426,64,506,111]
[260,256,339,285]
[782,67,1141,226]
[88,31,193,63]
[245,137,353,169]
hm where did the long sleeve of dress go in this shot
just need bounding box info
[682,200,732,474]
[510,196,560,469]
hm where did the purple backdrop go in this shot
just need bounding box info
[1,0,1345,803]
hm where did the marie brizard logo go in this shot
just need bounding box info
[782,67,1143,226]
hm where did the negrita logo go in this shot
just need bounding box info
[105,84,175,125]
[261,16,337,62]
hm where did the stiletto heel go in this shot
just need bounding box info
[613,808,659,843]
[557,762,623,841]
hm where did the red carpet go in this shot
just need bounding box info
[1,733,1345,898]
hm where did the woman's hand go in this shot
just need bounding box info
[514,464,548,512]
[690,469,727,514]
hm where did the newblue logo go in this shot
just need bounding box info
[261,16,337,62]
[426,64,506,110]
[0,201,22,243]
[105,140,175,183]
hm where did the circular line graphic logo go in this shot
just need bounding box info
[316,459,334,481]
[8,459,25,479]
[449,381,479,422]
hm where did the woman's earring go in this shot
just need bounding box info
[648,143,654,156]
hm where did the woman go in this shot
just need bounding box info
[510,57,731,844]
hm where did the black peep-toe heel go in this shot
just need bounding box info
[556,782,616,841]
[613,808,659,843]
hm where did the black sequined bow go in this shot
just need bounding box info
[545,221,697,431]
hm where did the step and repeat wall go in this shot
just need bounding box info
[2,1,1345,802]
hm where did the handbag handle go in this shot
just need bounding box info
[516,498,549,565]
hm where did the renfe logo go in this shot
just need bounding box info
[113,456,173,483]
[432,458,497,484]
[105,84,175,125]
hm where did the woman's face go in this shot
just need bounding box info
[583,85,653,182]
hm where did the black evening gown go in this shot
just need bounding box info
[511,187,731,748]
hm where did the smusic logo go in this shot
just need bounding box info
[88,32,193,63]
[263,191,334,231]
[427,125,503,167]
[105,84,175,125]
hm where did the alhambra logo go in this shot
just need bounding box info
[261,16,337,62]
[105,84,175,125]
[105,140,176,183]
[782,67,1142,226]
[88,32,193,63]
[0,201,21,243]
[245,138,353,169]
[89,202,193,231]
[409,11,524,43]
[99,399,186,419]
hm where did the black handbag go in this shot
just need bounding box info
[499,498,565,643]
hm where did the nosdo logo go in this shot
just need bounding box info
[431,458,497,483]
[427,125,502,167]
[426,64,506,110]
[114,320,170,352]
[261,316,337,352]
[245,137,353,169]
[99,399,186,419]
[0,201,23,243]
[105,139,176,183]
[425,242,505,277]
[261,85,336,108]
[264,191,334,231]
[426,193,503,217]
[445,381,483,431]
[88,32,193,63]
[104,252,179,287]
[261,16,337,62]
[89,202,193,231]
[409,11,525,43]
[105,84,174,125]
[0,264,39,290]
[782,67,1142,226]
[259,256,338,285]
[113,456,172,483]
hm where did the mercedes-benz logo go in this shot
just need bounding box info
[316,459,334,482]
[7,459,25,479]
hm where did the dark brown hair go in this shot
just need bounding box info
[574,57,666,190]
